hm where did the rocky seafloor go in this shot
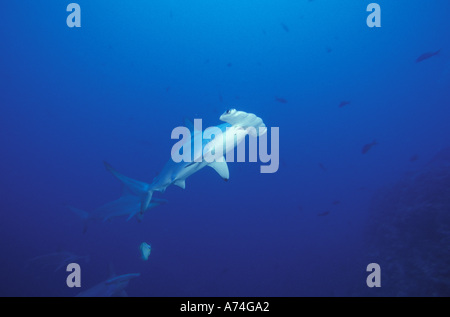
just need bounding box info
[364,147,450,296]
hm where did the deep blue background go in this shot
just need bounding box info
[1,1,449,296]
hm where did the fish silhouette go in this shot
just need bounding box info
[362,140,378,154]
[416,49,441,63]
[409,154,419,162]
[275,97,288,104]
[339,101,351,108]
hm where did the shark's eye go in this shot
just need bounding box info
[226,108,235,114]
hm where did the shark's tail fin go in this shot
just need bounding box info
[67,206,90,233]
[103,161,150,196]
[103,161,155,215]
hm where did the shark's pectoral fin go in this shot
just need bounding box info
[209,160,229,181]
[173,179,186,189]
[184,161,196,168]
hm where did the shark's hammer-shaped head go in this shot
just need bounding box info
[219,109,267,137]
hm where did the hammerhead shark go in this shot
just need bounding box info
[68,195,167,232]
[27,251,90,272]
[104,109,267,216]
[76,272,140,297]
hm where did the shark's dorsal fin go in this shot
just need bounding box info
[173,179,186,189]
[208,160,229,181]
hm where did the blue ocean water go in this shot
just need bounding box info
[1,1,449,297]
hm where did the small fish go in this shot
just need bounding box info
[326,47,332,53]
[226,62,232,67]
[318,211,330,217]
[281,23,289,33]
[339,101,351,108]
[332,200,340,205]
[318,163,327,171]
[416,49,441,63]
[361,140,378,154]
[140,242,151,261]
[409,154,419,162]
[275,97,288,104]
